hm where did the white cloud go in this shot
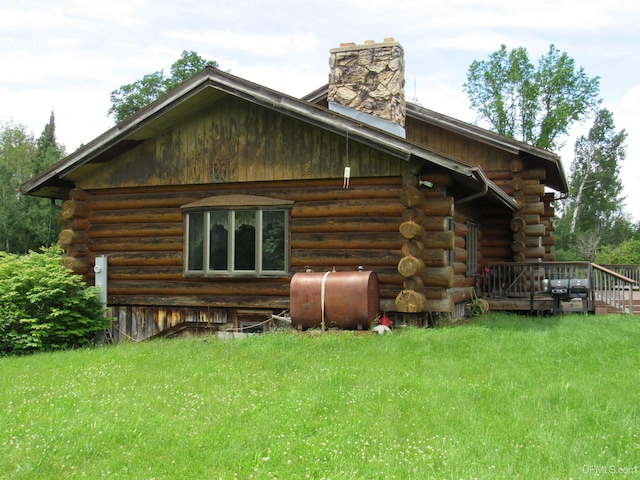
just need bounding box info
[610,85,640,220]
[412,78,474,122]
[168,30,320,58]
[0,84,113,152]
[343,0,639,32]
[226,61,327,98]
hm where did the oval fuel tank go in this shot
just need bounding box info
[290,270,379,330]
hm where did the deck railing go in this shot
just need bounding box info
[478,262,636,314]
[591,264,636,313]
[479,262,591,298]
[599,264,640,288]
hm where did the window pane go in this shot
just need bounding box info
[262,210,286,271]
[187,213,204,271]
[209,212,229,271]
[234,211,256,270]
[467,222,478,276]
[446,216,455,267]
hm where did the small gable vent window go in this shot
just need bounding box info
[181,195,292,277]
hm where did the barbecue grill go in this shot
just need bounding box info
[544,278,590,314]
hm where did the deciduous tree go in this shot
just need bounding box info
[108,50,218,123]
[567,109,626,234]
[0,122,36,252]
[464,44,601,150]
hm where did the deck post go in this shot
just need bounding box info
[530,265,536,312]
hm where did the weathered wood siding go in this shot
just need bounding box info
[405,117,514,169]
[75,97,418,190]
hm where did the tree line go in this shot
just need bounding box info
[0,113,62,254]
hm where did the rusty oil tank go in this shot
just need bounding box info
[289,270,379,330]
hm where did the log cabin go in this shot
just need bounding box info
[20,38,569,340]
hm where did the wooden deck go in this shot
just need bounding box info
[487,294,640,315]
[486,295,588,314]
[480,262,640,315]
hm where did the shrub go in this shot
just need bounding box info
[596,238,640,264]
[0,246,108,355]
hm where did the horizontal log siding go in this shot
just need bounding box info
[83,177,404,314]
[406,119,559,265]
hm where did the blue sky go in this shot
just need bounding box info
[1,0,638,217]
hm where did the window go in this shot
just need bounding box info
[466,221,478,276]
[446,216,455,266]
[182,195,292,276]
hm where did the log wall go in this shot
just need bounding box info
[405,118,559,266]
[485,159,555,264]
[57,177,409,339]
[395,174,456,314]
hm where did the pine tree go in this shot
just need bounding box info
[0,115,65,253]
[33,111,64,172]
[555,109,630,260]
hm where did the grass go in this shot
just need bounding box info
[1,313,639,479]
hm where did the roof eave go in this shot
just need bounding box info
[19,69,216,198]
[406,103,569,193]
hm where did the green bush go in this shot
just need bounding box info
[0,246,108,355]
[596,238,640,264]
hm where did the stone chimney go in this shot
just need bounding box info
[328,38,405,137]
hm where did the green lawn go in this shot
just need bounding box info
[1,313,639,479]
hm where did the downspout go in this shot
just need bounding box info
[455,166,489,205]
